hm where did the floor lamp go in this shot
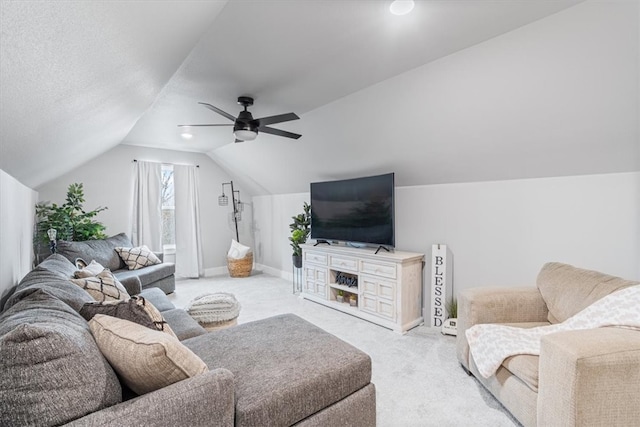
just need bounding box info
[218,181,243,242]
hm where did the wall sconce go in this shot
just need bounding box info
[218,181,242,242]
[47,228,57,253]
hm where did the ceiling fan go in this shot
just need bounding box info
[178,96,301,142]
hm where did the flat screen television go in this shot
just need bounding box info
[310,173,395,247]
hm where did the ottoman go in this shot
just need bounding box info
[186,292,241,331]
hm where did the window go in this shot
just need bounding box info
[161,164,175,252]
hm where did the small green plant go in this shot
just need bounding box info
[338,290,344,297]
[35,183,108,243]
[445,297,458,319]
[289,202,311,257]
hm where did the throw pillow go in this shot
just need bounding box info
[80,297,177,339]
[70,269,130,302]
[74,260,106,278]
[228,239,251,259]
[89,314,208,395]
[115,246,162,270]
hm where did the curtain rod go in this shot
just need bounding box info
[132,159,199,168]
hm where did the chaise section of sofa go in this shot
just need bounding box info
[184,314,376,427]
[1,254,377,426]
[55,232,176,294]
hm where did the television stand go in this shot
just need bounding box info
[374,245,390,255]
[314,240,331,246]
[300,244,424,334]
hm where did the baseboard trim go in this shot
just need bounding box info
[203,264,291,280]
[203,266,228,277]
[255,263,291,280]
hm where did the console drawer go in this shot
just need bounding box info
[360,260,396,279]
[329,255,358,272]
[305,251,327,265]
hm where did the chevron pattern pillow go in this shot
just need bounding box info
[70,269,130,302]
[115,245,162,270]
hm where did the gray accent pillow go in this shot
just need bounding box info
[0,289,121,425]
[80,296,176,337]
[80,297,158,330]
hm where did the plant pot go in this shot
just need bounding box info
[292,255,303,269]
[349,297,357,307]
[336,295,344,303]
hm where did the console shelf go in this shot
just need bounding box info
[300,244,424,334]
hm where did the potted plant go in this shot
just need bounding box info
[289,202,311,268]
[442,297,458,336]
[336,290,344,303]
[349,293,357,307]
[34,183,107,261]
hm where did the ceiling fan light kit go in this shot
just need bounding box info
[179,96,301,143]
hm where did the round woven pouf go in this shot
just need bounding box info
[186,292,241,331]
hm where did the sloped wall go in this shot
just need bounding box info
[0,169,37,302]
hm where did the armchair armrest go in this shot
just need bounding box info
[538,328,640,426]
[65,368,235,427]
[456,287,548,370]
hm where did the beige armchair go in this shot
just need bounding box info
[456,262,640,427]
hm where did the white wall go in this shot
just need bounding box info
[36,144,253,274]
[253,172,640,298]
[252,192,309,278]
[0,169,37,301]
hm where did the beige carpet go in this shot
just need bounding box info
[169,272,520,427]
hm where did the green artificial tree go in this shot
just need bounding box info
[289,202,311,267]
[35,183,108,249]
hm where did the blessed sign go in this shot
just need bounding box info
[430,244,451,328]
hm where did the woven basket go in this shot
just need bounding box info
[227,252,253,277]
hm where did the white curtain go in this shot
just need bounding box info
[174,165,203,278]
[131,161,162,251]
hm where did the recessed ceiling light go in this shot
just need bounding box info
[180,127,193,140]
[389,0,414,16]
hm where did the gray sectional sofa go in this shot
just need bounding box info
[0,254,376,426]
[55,232,176,294]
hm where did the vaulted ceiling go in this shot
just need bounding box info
[2,0,637,195]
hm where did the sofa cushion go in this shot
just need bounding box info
[3,254,93,312]
[70,269,130,302]
[115,245,162,270]
[57,232,133,271]
[89,314,208,395]
[0,290,122,425]
[184,314,372,427]
[139,286,176,312]
[537,262,639,323]
[502,354,539,392]
[115,262,176,287]
[162,308,207,340]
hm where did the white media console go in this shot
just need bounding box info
[300,243,424,334]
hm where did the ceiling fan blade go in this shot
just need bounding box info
[258,126,302,140]
[254,112,299,127]
[198,102,236,122]
[177,124,233,127]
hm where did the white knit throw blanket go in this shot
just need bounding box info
[466,285,640,379]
